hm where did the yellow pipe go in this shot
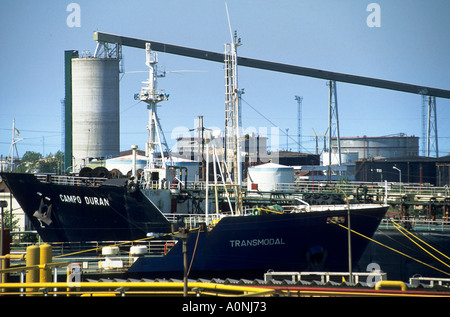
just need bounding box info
[1,254,26,287]
[0,262,70,274]
[81,293,118,297]
[0,281,274,294]
[0,254,26,260]
[375,280,407,291]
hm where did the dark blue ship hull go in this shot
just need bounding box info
[1,173,172,242]
[2,172,388,279]
[127,205,388,279]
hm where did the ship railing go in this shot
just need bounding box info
[184,181,207,191]
[46,239,179,274]
[379,218,450,232]
[409,276,450,288]
[275,181,450,196]
[177,180,449,199]
[35,174,108,187]
[164,213,225,230]
[140,180,161,190]
[139,179,186,191]
[264,271,387,284]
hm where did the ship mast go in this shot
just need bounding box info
[8,119,23,172]
[224,31,243,214]
[224,31,242,185]
[136,43,171,171]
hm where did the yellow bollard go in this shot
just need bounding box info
[26,245,39,295]
[39,243,52,283]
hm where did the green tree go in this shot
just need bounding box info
[13,151,65,174]
[39,151,64,174]
[1,209,19,231]
[15,151,42,173]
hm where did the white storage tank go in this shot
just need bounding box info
[105,153,148,175]
[247,162,294,192]
[323,151,358,166]
[71,57,120,172]
[330,135,419,161]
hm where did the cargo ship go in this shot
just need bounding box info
[127,204,388,279]
[0,169,389,279]
[1,41,390,279]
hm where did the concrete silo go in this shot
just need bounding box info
[70,56,120,171]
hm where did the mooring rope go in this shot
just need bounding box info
[331,220,450,277]
[390,219,450,268]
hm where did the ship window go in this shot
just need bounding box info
[151,172,159,181]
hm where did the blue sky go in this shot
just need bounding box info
[1,0,449,159]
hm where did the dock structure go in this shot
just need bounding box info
[1,276,450,297]
[1,247,450,297]
[1,224,450,297]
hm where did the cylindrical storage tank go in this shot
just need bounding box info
[332,135,419,161]
[105,155,148,175]
[322,152,359,166]
[71,57,120,172]
[247,162,294,192]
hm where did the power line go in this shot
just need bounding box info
[241,97,311,154]
[0,128,62,134]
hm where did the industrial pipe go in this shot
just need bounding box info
[1,254,26,285]
[0,254,26,260]
[0,281,275,296]
[375,280,407,291]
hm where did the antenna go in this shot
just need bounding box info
[295,96,303,153]
[225,2,233,44]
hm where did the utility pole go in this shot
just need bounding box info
[295,96,303,153]
[286,128,289,151]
